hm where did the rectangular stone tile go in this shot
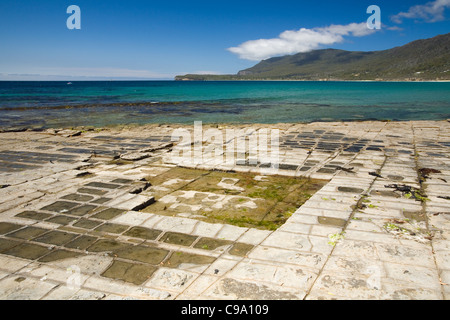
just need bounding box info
[310,224,343,237]
[45,215,78,226]
[32,231,79,246]
[0,255,32,272]
[61,193,94,202]
[435,250,450,270]
[115,245,169,265]
[226,260,318,291]
[86,239,132,253]
[193,237,232,252]
[3,243,51,260]
[344,230,403,244]
[46,254,113,277]
[73,219,103,230]
[66,204,98,217]
[203,277,305,300]
[375,243,435,268]
[0,276,57,300]
[82,275,173,299]
[109,211,153,226]
[215,225,248,242]
[380,281,443,300]
[323,255,385,278]
[0,232,24,251]
[191,221,223,238]
[228,243,254,257]
[94,223,129,234]
[77,187,108,196]
[248,246,326,270]
[160,232,197,247]
[203,258,240,277]
[106,194,155,211]
[65,235,98,251]
[261,231,331,254]
[277,222,311,234]
[7,226,49,240]
[15,211,53,221]
[288,213,321,225]
[91,208,125,220]
[308,271,383,299]
[0,222,24,235]
[42,286,105,300]
[91,197,112,204]
[40,201,79,213]
[123,227,162,241]
[144,268,199,293]
[236,228,272,245]
[101,260,158,285]
[162,251,215,272]
[383,262,441,290]
[85,182,121,189]
[176,274,220,299]
[153,217,198,234]
[24,263,89,285]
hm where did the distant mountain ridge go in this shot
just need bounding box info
[176,33,450,81]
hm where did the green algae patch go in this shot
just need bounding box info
[141,168,327,231]
[318,216,347,227]
[228,243,254,257]
[123,226,162,241]
[193,237,232,251]
[163,251,215,268]
[114,245,169,264]
[101,260,157,285]
[38,249,83,262]
[160,232,198,247]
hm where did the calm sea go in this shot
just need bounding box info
[0,81,449,129]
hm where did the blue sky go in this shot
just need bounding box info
[0,0,449,80]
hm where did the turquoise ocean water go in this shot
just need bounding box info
[0,81,449,129]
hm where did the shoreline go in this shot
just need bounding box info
[2,118,450,133]
[176,78,450,83]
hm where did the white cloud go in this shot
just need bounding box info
[227,22,376,61]
[385,25,404,31]
[391,0,450,23]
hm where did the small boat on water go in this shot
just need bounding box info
[67,82,72,85]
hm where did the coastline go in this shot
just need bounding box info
[175,78,450,82]
[2,118,450,134]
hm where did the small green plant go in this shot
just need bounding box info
[283,207,296,217]
[414,193,430,202]
[328,232,345,247]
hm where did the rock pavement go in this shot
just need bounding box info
[0,121,449,300]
